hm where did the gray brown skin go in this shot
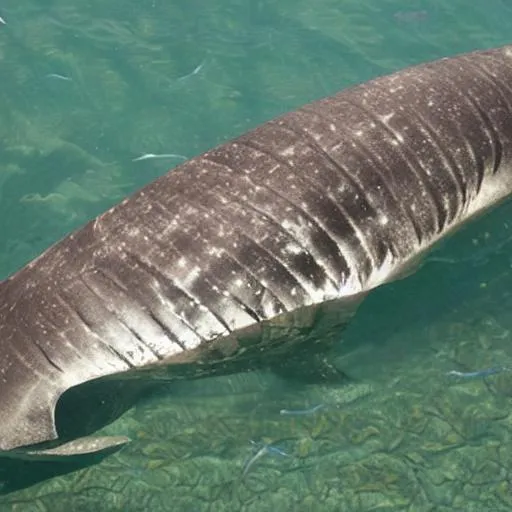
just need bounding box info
[2,44,512,460]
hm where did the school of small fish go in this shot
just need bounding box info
[242,363,512,478]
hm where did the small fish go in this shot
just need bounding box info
[446,366,508,379]
[279,404,326,416]
[132,153,187,162]
[46,73,72,81]
[242,440,288,478]
[393,10,428,23]
[264,445,288,457]
[0,16,6,25]
[177,61,205,82]
[248,439,289,455]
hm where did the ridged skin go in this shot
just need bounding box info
[2,45,512,451]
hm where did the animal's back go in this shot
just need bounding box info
[2,45,512,452]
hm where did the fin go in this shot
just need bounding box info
[0,436,130,495]
[0,306,139,452]
[265,294,363,385]
[10,435,130,461]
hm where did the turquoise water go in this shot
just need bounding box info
[2,0,512,510]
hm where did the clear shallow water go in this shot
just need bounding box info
[2,0,512,510]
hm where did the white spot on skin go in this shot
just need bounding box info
[280,146,295,157]
[380,113,394,123]
[285,243,304,255]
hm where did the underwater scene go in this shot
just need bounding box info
[1,0,512,510]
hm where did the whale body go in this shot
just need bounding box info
[2,44,512,459]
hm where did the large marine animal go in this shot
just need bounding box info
[2,44,512,470]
